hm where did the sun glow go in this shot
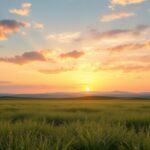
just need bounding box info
[85,87,91,92]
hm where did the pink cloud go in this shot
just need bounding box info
[60,50,84,59]
[0,51,46,65]
[0,19,28,40]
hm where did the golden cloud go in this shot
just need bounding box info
[9,3,32,16]
[111,0,146,6]
[101,12,135,22]
[48,32,81,43]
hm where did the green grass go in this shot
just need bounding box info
[0,98,150,150]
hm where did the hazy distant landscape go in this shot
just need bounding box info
[0,98,150,150]
[1,91,150,99]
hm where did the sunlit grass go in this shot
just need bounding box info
[0,99,150,150]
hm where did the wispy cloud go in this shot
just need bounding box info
[48,32,81,43]
[39,67,75,74]
[33,22,44,29]
[90,25,149,39]
[60,50,85,59]
[0,81,12,85]
[107,40,150,52]
[0,84,76,93]
[76,25,150,44]
[110,0,146,6]
[97,63,150,72]
[101,12,135,22]
[95,52,150,72]
[0,19,28,40]
[9,2,32,16]
[0,51,47,65]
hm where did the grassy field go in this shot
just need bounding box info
[0,98,150,150]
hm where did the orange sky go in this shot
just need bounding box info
[0,0,150,93]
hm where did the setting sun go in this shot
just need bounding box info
[85,87,91,92]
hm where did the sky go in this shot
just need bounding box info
[0,0,150,93]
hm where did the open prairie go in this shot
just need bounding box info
[0,98,150,150]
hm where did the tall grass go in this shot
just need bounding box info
[0,99,150,150]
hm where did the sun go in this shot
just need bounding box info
[85,87,91,92]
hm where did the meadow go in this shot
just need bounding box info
[0,98,150,150]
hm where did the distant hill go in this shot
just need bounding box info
[0,91,150,99]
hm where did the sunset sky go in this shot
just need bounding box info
[0,0,150,93]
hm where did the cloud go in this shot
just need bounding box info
[0,84,76,93]
[33,22,44,29]
[91,25,149,39]
[76,25,150,44]
[39,67,74,74]
[110,0,146,6]
[0,51,47,65]
[0,81,12,85]
[98,63,150,72]
[101,12,135,22]
[48,32,81,43]
[95,52,150,72]
[60,50,85,59]
[22,3,32,8]
[107,40,150,51]
[0,19,28,40]
[9,2,32,16]
[125,55,150,63]
[21,31,27,36]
